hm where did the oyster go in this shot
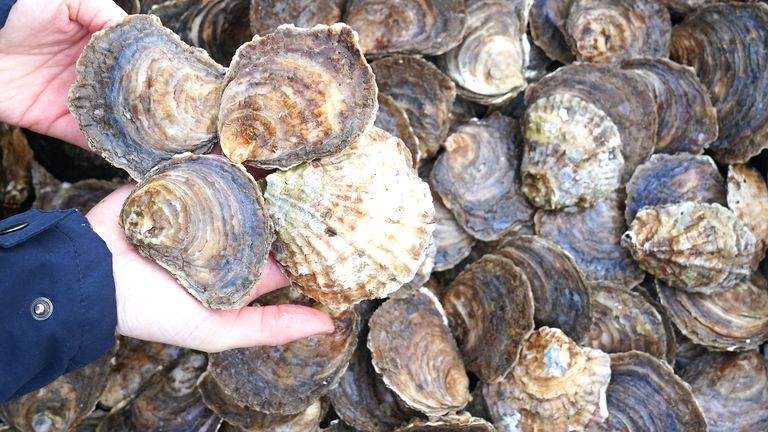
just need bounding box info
[396,414,495,431]
[593,351,706,431]
[528,0,574,64]
[1,125,34,218]
[31,162,119,214]
[115,0,140,14]
[442,254,535,383]
[120,153,273,309]
[681,351,768,432]
[624,153,726,224]
[483,327,611,432]
[371,56,456,161]
[534,190,644,290]
[431,113,534,241]
[218,23,376,170]
[659,0,717,15]
[344,0,467,56]
[657,274,768,351]
[250,0,345,37]
[264,127,434,310]
[728,164,768,263]
[623,202,757,293]
[621,58,717,154]
[368,289,471,416]
[68,15,226,180]
[673,331,709,374]
[432,192,476,272]
[375,93,421,168]
[437,0,530,105]
[670,3,768,163]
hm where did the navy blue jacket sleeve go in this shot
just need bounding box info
[0,0,16,28]
[0,209,117,402]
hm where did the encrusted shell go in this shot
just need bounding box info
[120,154,274,310]
[622,202,757,293]
[250,0,346,37]
[68,15,226,180]
[728,164,768,264]
[264,127,434,310]
[368,289,471,416]
[483,327,611,432]
[0,124,33,217]
[375,93,421,168]
[395,414,495,432]
[528,0,574,64]
[218,23,377,170]
[432,192,476,272]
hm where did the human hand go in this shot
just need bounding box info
[86,184,335,352]
[0,0,126,149]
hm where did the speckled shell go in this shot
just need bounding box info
[120,154,274,310]
[264,127,434,311]
[371,56,456,161]
[250,0,346,37]
[218,24,377,170]
[375,93,421,168]
[395,414,495,431]
[68,15,226,180]
[437,0,530,105]
[431,113,534,241]
[442,254,535,383]
[432,192,476,272]
[529,0,574,64]
[681,351,768,432]
[728,164,768,264]
[671,3,768,163]
[368,289,471,416]
[344,0,467,56]
[483,327,611,432]
[625,153,726,224]
[623,202,757,293]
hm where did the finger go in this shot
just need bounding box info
[246,255,291,301]
[67,0,127,32]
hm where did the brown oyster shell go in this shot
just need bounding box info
[120,153,274,310]
[371,56,456,161]
[432,192,476,272]
[396,414,495,431]
[375,93,421,168]
[264,127,434,311]
[673,330,709,374]
[368,289,471,416]
[496,235,593,341]
[31,162,119,214]
[671,2,768,164]
[535,190,644,290]
[431,113,534,241]
[624,153,726,224]
[621,58,717,154]
[68,15,226,180]
[657,274,768,351]
[344,0,467,56]
[0,125,34,218]
[529,0,574,64]
[623,202,757,293]
[484,327,611,432]
[250,0,345,37]
[593,351,706,432]
[442,254,535,383]
[728,164,768,264]
[437,0,530,105]
[659,0,717,15]
[114,0,140,14]
[218,23,376,170]
[681,351,768,432]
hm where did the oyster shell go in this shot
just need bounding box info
[32,174,119,215]
[396,414,495,431]
[344,0,467,56]
[673,331,709,374]
[368,289,471,416]
[670,3,768,163]
[534,190,644,290]
[681,351,768,432]
[437,0,530,105]
[264,127,434,310]
[593,351,706,431]
[1,125,34,218]
[120,153,274,309]
[250,0,346,38]
[624,153,726,224]
[115,0,140,14]
[375,93,421,168]
[483,327,611,432]
[68,15,226,180]
[371,56,456,161]
[659,0,717,15]
[431,113,534,241]
[622,202,757,293]
[657,274,768,351]
[728,164,768,264]
[528,0,574,64]
[432,192,476,272]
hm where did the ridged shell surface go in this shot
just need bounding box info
[250,0,346,37]
[728,164,768,264]
[395,414,495,431]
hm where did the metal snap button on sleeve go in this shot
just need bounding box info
[31,297,53,320]
[0,221,28,235]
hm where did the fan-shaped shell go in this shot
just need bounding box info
[375,93,421,168]
[529,0,574,64]
[120,154,274,310]
[396,414,495,432]
[728,164,768,264]
[250,0,345,37]
[68,15,226,180]
[218,23,377,170]
[432,192,476,272]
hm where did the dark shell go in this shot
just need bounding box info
[32,176,119,214]
[395,414,495,432]
[681,351,768,432]
[375,93,421,167]
[120,154,274,309]
[659,0,717,15]
[115,0,140,14]
[673,331,710,374]
[728,164,768,264]
[0,125,34,218]
[218,23,376,170]
[368,289,471,416]
[208,306,360,414]
[431,113,534,241]
[496,235,593,341]
[371,56,456,161]
[68,15,226,180]
[528,0,574,64]
[670,3,768,163]
[432,192,476,272]
[534,190,645,290]
[73,409,108,432]
[621,57,717,154]
[625,153,726,224]
[250,0,346,37]
[442,254,535,383]
[344,0,466,56]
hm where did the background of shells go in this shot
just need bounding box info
[2,0,768,431]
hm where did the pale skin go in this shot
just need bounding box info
[0,0,335,352]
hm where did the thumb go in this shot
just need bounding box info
[68,0,127,32]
